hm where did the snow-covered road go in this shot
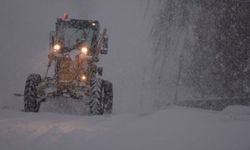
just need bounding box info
[0,106,250,150]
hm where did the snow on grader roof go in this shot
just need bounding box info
[56,18,100,30]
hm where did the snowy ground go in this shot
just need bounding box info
[0,106,250,150]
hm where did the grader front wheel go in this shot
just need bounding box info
[24,74,42,112]
[89,78,113,115]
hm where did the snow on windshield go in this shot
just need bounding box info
[57,26,94,48]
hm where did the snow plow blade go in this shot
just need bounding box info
[13,93,24,97]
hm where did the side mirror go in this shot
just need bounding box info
[97,67,103,76]
[49,31,56,49]
[103,36,108,49]
[101,31,108,54]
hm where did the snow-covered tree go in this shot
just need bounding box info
[151,0,250,106]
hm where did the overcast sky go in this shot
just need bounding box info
[0,0,153,113]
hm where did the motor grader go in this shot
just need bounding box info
[23,15,113,115]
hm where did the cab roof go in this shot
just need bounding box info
[56,18,100,31]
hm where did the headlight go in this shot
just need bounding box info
[81,46,88,55]
[81,75,87,81]
[53,44,61,52]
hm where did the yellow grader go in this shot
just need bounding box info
[23,15,113,115]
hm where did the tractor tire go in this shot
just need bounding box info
[24,74,41,112]
[89,78,104,115]
[103,80,113,114]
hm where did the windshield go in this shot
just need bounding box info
[57,26,95,49]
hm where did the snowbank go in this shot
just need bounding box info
[222,105,250,116]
